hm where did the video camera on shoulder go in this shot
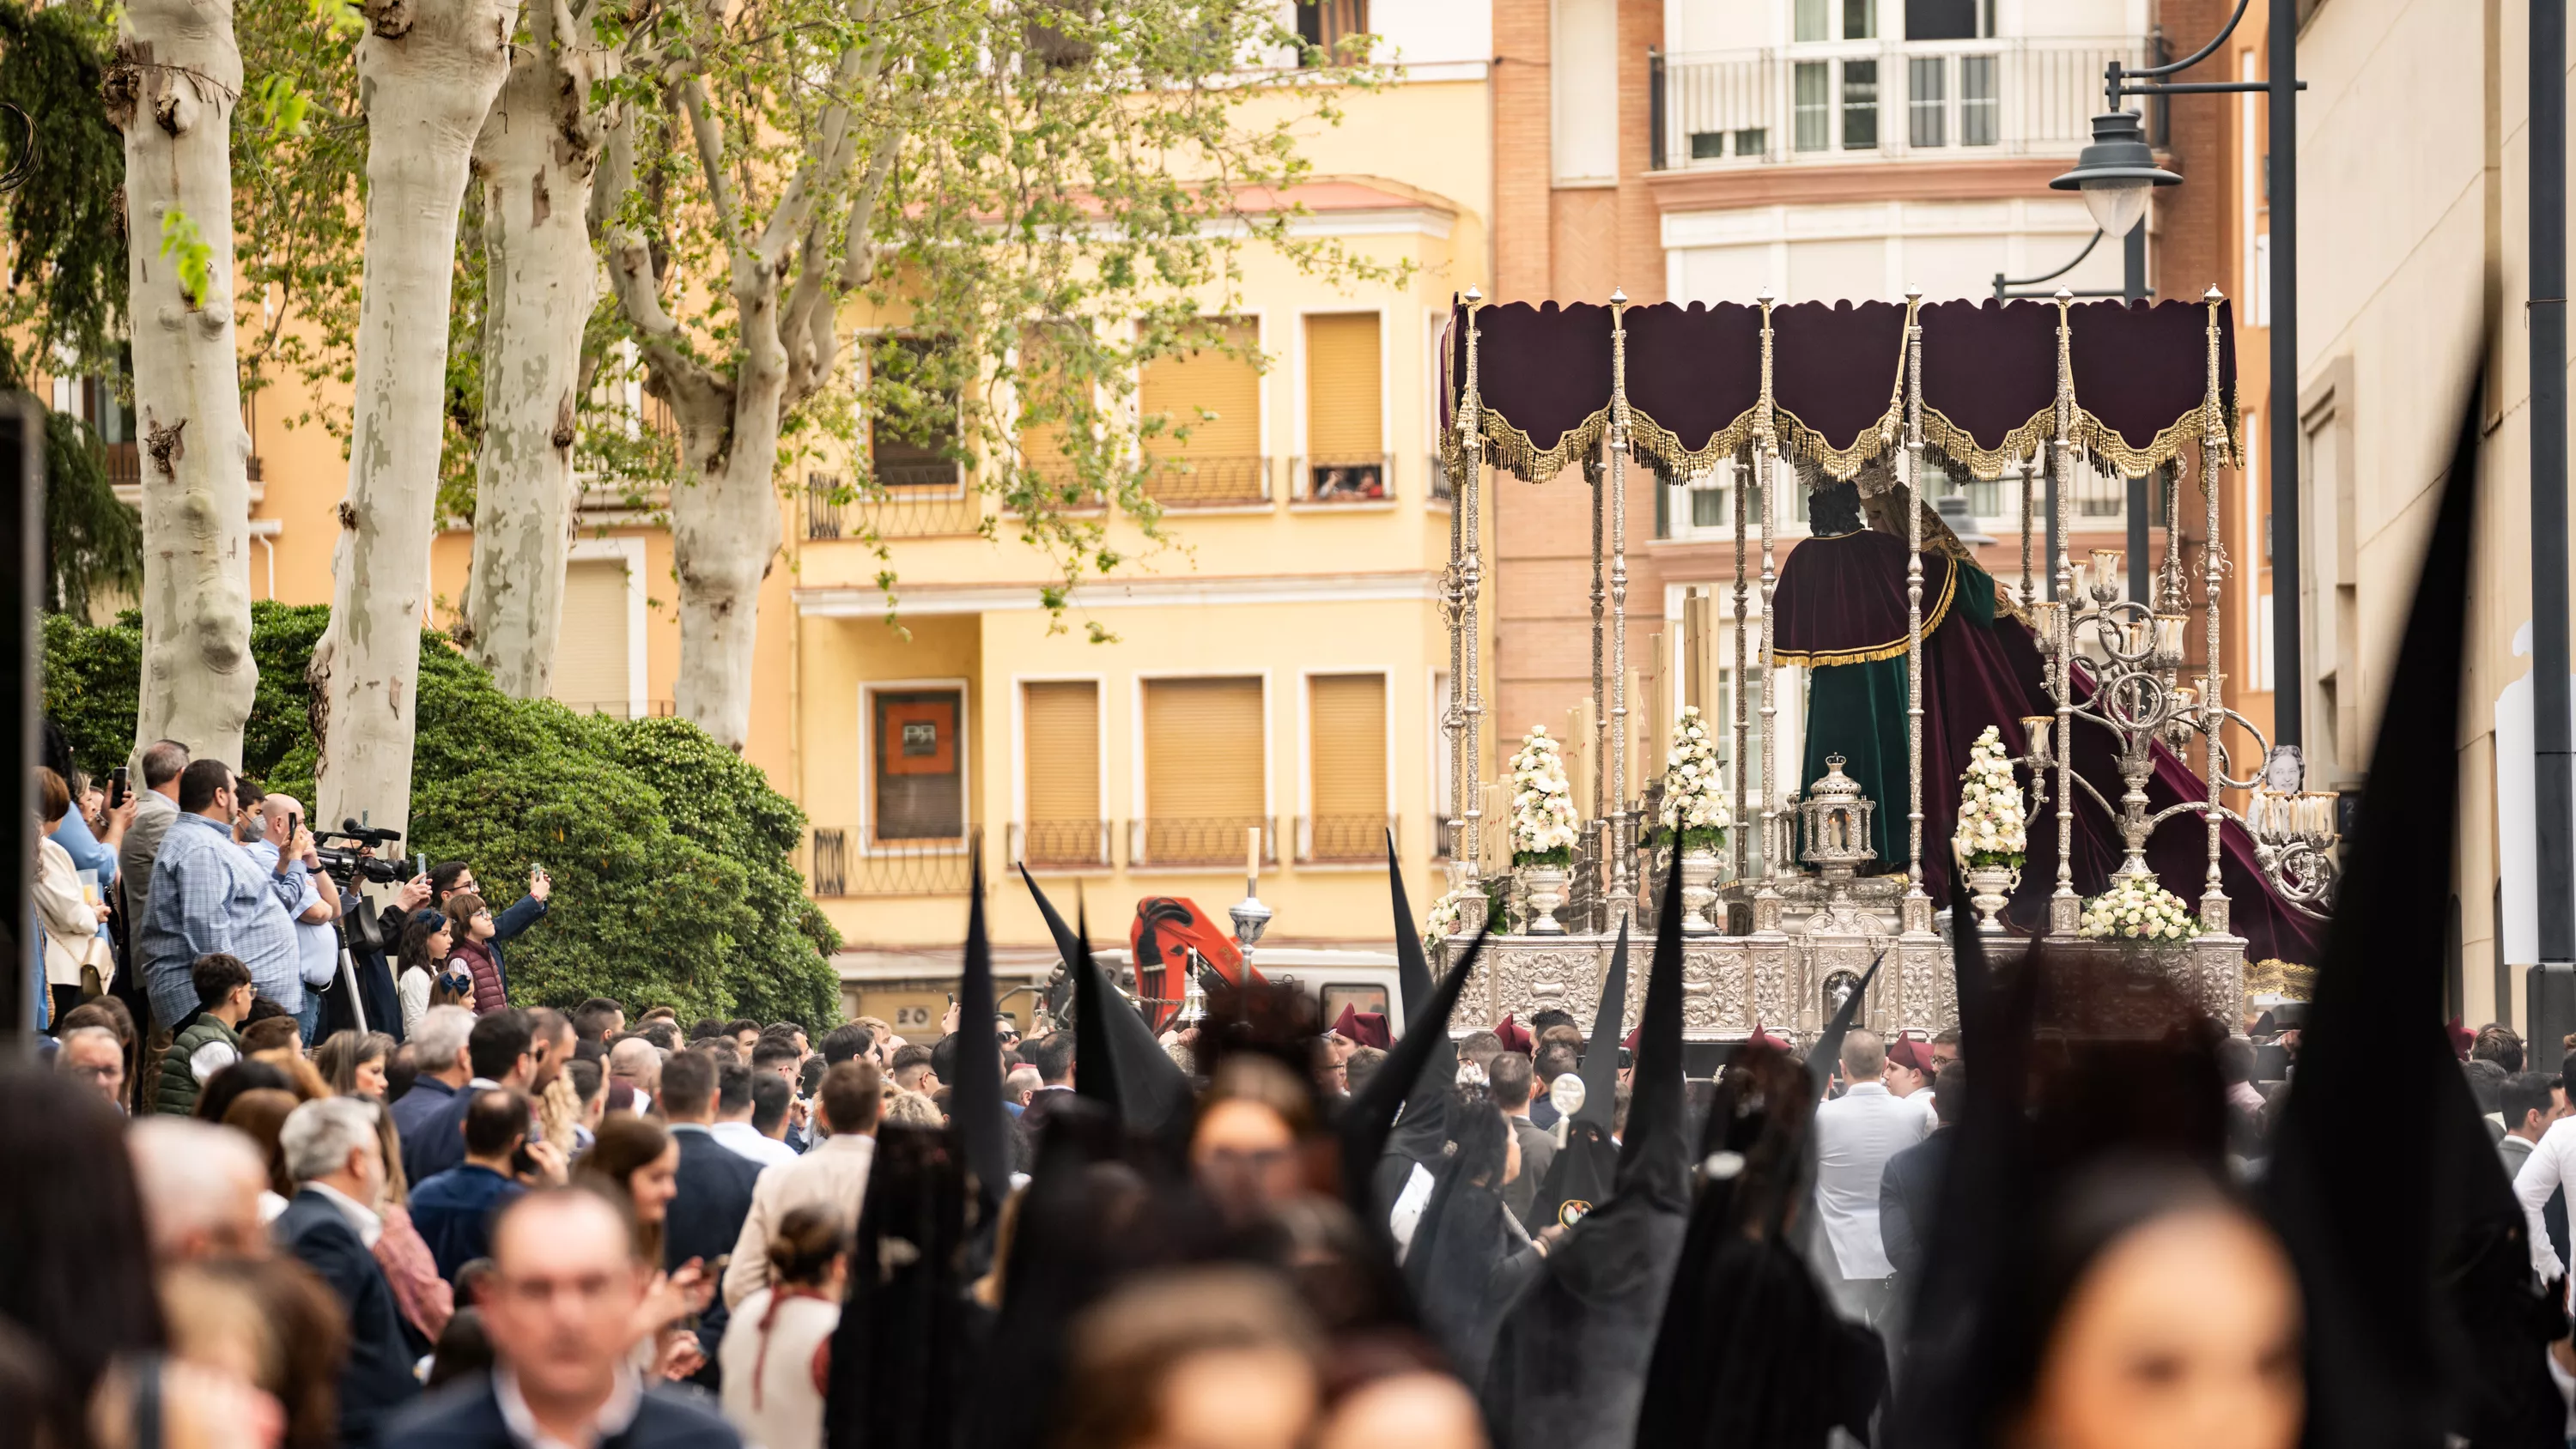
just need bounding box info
[315,818,406,955]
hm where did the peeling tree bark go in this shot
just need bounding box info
[603,42,888,752]
[459,0,611,698]
[108,0,255,767]
[310,0,518,834]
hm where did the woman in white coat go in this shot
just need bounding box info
[719,1203,847,1449]
[33,768,112,1026]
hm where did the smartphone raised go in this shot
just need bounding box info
[107,767,129,810]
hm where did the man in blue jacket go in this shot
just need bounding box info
[276,1096,422,1449]
[381,1187,740,1449]
[410,1088,567,1282]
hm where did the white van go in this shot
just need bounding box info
[1084,946,1408,1038]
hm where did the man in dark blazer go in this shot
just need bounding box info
[1878,1060,1961,1290]
[276,1096,423,1449]
[382,1187,740,1449]
[410,1010,538,1188]
[656,1050,762,1389]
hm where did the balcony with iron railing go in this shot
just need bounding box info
[811,826,983,897]
[803,467,984,542]
[1296,814,1395,864]
[1650,35,2149,172]
[1141,455,1273,509]
[1008,821,1115,872]
[1129,815,1280,870]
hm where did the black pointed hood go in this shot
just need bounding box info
[1527,918,1631,1232]
[1377,844,1458,1196]
[2261,368,2512,1449]
[1612,846,1690,1210]
[1388,836,1458,1088]
[1804,952,1885,1088]
[1576,918,1631,1129]
[1886,873,2042,1449]
[1340,927,1486,1243]
[954,857,1012,1205]
[1477,863,1695,1449]
[1021,865,1193,1137]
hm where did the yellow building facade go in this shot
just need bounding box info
[81,42,1501,1016]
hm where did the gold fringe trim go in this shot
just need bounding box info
[1920,404,2055,482]
[1474,406,1613,482]
[1627,405,1761,481]
[1773,561,1958,666]
[2073,402,2242,482]
[1774,403,1901,482]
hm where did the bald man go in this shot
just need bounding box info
[263,794,343,1042]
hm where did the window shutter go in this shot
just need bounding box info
[1142,677,1265,863]
[1018,324,1078,483]
[552,561,630,716]
[1022,682,1100,864]
[1140,318,1261,459]
[1304,313,1382,459]
[1306,674,1386,860]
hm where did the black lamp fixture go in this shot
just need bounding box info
[2049,110,2182,243]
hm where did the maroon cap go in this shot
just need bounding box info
[1494,1015,1534,1053]
[1332,1003,1392,1051]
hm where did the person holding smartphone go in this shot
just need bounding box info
[379,858,555,1007]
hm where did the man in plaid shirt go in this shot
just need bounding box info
[137,759,313,1029]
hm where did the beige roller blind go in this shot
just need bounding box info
[1307,674,1386,861]
[1017,324,1078,482]
[1303,312,1382,458]
[552,560,630,717]
[1143,677,1264,864]
[1140,318,1261,459]
[1022,682,1100,822]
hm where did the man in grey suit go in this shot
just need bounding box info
[115,739,189,937]
[1811,1028,1930,1326]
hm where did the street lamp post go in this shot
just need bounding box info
[2050,0,2305,768]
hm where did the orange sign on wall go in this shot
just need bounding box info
[879,698,957,776]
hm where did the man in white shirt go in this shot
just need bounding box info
[1884,1037,1941,1131]
[2514,1089,2576,1281]
[1811,1028,1930,1325]
[724,1059,882,1309]
[708,1059,799,1168]
[259,794,342,1044]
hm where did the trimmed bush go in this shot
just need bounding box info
[42,603,842,1025]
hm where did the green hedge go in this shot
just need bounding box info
[41,603,843,1025]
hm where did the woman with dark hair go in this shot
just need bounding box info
[1398,1098,1542,1391]
[394,911,453,1039]
[0,1068,167,1449]
[580,1115,714,1381]
[313,1029,396,1099]
[442,892,507,1015]
[721,1204,848,1449]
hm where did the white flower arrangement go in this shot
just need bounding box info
[1507,726,1580,866]
[1952,725,2029,870]
[1423,884,1498,949]
[2077,875,2203,943]
[1658,706,1730,852]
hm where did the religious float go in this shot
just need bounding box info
[1423,286,2337,1046]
